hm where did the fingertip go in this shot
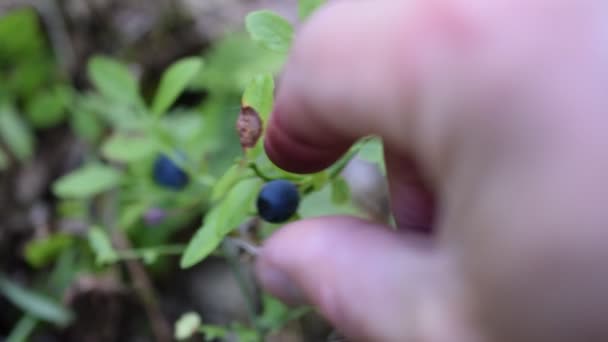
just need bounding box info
[264,107,351,173]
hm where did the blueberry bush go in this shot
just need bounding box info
[0,1,387,341]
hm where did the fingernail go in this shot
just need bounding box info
[256,260,307,306]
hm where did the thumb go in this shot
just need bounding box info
[255,216,479,342]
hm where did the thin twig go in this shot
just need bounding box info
[222,240,264,339]
[101,191,172,342]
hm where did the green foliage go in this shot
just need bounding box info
[25,85,73,129]
[52,164,123,199]
[331,176,351,205]
[0,3,389,340]
[180,178,263,268]
[24,234,75,268]
[174,312,202,340]
[101,133,158,163]
[242,73,275,123]
[298,0,326,20]
[0,275,74,327]
[152,57,204,116]
[246,11,294,53]
[0,101,35,162]
[87,56,142,106]
[87,226,120,265]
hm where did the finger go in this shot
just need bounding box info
[384,148,436,234]
[255,216,479,341]
[265,0,472,175]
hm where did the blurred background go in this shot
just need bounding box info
[0,1,388,341]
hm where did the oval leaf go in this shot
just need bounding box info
[246,11,294,53]
[87,56,141,105]
[242,73,274,122]
[0,102,35,162]
[87,226,119,265]
[0,275,74,327]
[174,312,202,340]
[52,164,122,199]
[101,134,158,163]
[180,178,262,268]
[151,57,204,116]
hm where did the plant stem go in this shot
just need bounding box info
[222,240,265,339]
[248,162,273,182]
[101,191,172,342]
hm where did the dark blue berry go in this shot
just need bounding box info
[257,180,300,223]
[153,154,189,190]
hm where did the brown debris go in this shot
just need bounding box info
[236,106,263,150]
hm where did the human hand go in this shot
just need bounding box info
[255,1,608,341]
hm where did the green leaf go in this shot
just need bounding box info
[245,11,294,53]
[52,164,122,199]
[87,56,141,105]
[180,178,262,268]
[210,163,250,202]
[25,85,72,129]
[200,325,228,340]
[152,57,204,116]
[119,202,149,230]
[242,73,274,123]
[69,108,103,143]
[101,133,158,163]
[0,274,74,326]
[298,0,325,20]
[24,233,74,268]
[299,183,362,219]
[0,102,35,162]
[174,311,202,340]
[331,176,351,205]
[87,226,119,265]
[357,137,386,173]
[6,315,38,342]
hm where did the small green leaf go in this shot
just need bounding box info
[298,0,325,20]
[0,102,35,162]
[25,85,72,129]
[152,57,204,116]
[6,315,38,342]
[246,11,294,53]
[24,233,74,268]
[87,226,119,265]
[331,176,351,205]
[0,275,74,327]
[52,164,122,199]
[87,56,141,105]
[69,105,103,143]
[174,311,202,340]
[119,202,149,230]
[101,134,158,163]
[210,163,249,202]
[242,73,274,123]
[180,178,262,268]
[141,250,159,265]
[357,137,386,173]
[200,325,228,340]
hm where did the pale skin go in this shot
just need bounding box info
[254,0,608,341]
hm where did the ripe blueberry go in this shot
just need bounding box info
[153,154,189,190]
[257,180,300,223]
